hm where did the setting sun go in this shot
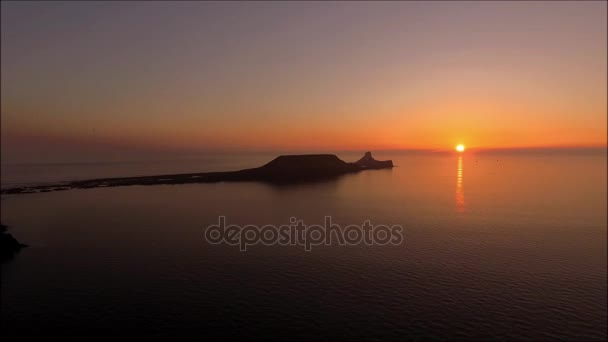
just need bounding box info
[456,144,465,152]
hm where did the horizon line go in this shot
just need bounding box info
[1,145,606,166]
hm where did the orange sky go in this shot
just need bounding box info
[1,2,606,162]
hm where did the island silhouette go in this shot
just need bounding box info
[1,152,394,194]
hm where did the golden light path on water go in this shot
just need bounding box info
[456,155,465,212]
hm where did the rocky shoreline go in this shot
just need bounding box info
[0,223,27,262]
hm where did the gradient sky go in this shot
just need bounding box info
[1,1,606,163]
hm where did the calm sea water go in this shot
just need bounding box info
[1,151,606,339]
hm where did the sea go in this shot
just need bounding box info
[1,149,606,339]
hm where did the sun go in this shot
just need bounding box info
[456,144,465,152]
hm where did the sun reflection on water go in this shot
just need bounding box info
[456,155,465,212]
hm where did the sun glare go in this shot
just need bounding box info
[456,144,465,152]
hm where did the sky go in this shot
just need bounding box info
[1,1,606,163]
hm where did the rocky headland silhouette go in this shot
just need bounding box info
[1,152,393,194]
[0,223,27,262]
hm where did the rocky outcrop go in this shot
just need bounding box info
[355,152,394,169]
[1,152,394,193]
[0,224,27,262]
[251,154,361,182]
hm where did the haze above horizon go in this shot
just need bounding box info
[1,1,606,163]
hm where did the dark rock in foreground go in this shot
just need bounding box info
[1,224,27,262]
[0,152,394,194]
